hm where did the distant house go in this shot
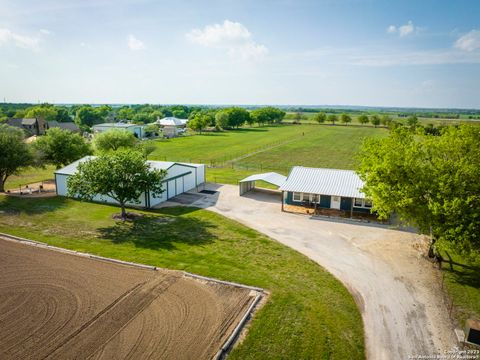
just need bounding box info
[156,117,188,138]
[47,121,81,133]
[7,118,48,136]
[92,123,145,138]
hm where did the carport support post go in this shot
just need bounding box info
[281,191,285,212]
[350,198,353,218]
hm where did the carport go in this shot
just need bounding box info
[239,172,287,196]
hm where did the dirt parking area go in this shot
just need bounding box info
[0,237,258,360]
[183,184,458,360]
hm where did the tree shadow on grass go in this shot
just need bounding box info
[0,195,69,215]
[443,251,480,289]
[97,211,217,251]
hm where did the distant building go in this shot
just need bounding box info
[47,121,81,133]
[92,123,145,138]
[7,117,48,136]
[156,117,188,138]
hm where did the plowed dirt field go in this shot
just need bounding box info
[0,238,257,360]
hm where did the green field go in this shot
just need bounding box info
[0,195,365,359]
[4,124,386,188]
[149,125,308,164]
[236,125,387,172]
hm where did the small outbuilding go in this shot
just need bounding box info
[92,123,146,138]
[55,156,205,208]
[156,117,188,138]
[279,166,372,215]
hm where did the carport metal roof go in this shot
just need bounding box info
[239,172,287,187]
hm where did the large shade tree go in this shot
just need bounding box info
[93,129,137,152]
[34,127,92,169]
[0,125,35,192]
[67,150,166,219]
[357,125,480,254]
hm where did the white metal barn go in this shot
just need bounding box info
[55,156,205,208]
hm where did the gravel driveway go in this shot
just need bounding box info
[186,184,456,360]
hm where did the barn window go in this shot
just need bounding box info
[354,198,363,207]
[364,199,373,208]
[311,194,319,203]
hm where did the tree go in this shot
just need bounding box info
[172,109,187,119]
[357,125,480,254]
[380,114,392,126]
[226,107,250,128]
[0,125,35,192]
[327,114,337,125]
[25,104,58,122]
[188,113,209,133]
[93,129,138,152]
[215,110,229,129]
[67,150,166,219]
[314,112,326,124]
[75,105,103,128]
[358,114,369,125]
[293,112,304,124]
[370,115,381,128]
[55,108,72,122]
[340,113,352,125]
[117,107,135,121]
[407,115,419,128]
[34,127,92,169]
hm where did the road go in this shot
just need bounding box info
[185,184,457,360]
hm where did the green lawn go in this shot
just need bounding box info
[439,246,480,326]
[0,195,364,359]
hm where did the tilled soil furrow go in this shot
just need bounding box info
[45,274,179,359]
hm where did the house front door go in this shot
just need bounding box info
[331,196,341,209]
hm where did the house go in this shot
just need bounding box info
[239,166,374,217]
[92,123,146,138]
[279,167,372,215]
[54,156,205,208]
[156,117,188,138]
[47,121,81,133]
[7,117,48,136]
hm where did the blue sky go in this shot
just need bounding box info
[0,0,479,108]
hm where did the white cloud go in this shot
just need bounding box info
[186,20,268,61]
[40,29,51,35]
[455,29,480,52]
[387,21,417,37]
[387,25,396,34]
[0,28,40,50]
[127,34,145,51]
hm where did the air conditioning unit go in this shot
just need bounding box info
[465,319,480,347]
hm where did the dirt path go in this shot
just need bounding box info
[0,237,257,360]
[188,184,457,360]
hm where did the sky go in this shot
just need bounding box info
[0,0,479,108]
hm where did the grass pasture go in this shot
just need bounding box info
[0,195,365,359]
[4,124,386,188]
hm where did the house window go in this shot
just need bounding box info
[293,192,302,202]
[353,198,373,208]
[311,194,320,203]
